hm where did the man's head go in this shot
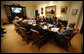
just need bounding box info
[72,23,75,28]
[23,19,28,24]
[57,19,61,22]
[68,23,72,27]
[68,23,75,28]
[15,16,19,20]
[18,18,23,21]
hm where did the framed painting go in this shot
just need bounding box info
[45,5,56,16]
[71,9,78,15]
[41,8,43,14]
[61,6,67,15]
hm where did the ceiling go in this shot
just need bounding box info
[1,1,73,6]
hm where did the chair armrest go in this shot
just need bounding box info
[65,37,70,39]
[40,38,47,42]
[27,31,30,34]
[40,35,44,38]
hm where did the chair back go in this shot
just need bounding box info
[30,29,40,41]
[13,22,20,30]
[16,23,20,28]
[19,27,29,38]
[68,29,79,41]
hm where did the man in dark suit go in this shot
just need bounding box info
[22,20,31,32]
[43,18,46,22]
[17,18,23,26]
[36,16,40,23]
[56,23,75,38]
[33,24,48,37]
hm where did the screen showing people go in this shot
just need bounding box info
[11,7,22,13]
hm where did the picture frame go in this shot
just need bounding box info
[60,6,67,15]
[41,8,43,14]
[71,9,78,15]
[45,5,56,16]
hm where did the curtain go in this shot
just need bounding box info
[4,5,11,17]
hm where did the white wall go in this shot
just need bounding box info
[1,2,8,19]
[76,6,83,31]
[35,1,72,20]
[1,1,83,31]
[68,1,83,28]
[34,1,83,30]
[1,1,35,19]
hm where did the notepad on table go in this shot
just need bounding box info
[42,26,48,29]
[51,28,59,32]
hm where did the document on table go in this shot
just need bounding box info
[51,28,59,32]
[48,24,53,27]
[41,22,46,25]
[42,26,48,29]
[32,24,36,26]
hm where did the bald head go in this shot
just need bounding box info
[23,19,28,24]
[18,18,23,21]
[15,16,19,20]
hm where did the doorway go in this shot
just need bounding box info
[35,10,39,17]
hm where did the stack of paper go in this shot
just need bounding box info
[48,24,53,27]
[51,28,59,32]
[43,26,48,29]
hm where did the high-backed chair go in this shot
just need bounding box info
[14,22,21,33]
[30,29,47,50]
[54,29,79,51]
[13,22,18,30]
[64,29,79,49]
[18,27,31,42]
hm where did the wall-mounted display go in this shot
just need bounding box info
[71,9,78,15]
[61,6,67,15]
[45,5,56,16]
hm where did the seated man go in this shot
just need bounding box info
[17,18,23,26]
[22,19,31,32]
[50,18,53,24]
[55,19,64,28]
[47,17,51,23]
[43,18,46,22]
[53,17,57,23]
[56,23,75,38]
[36,16,41,23]
[33,25,48,37]
[46,17,49,23]
[13,16,19,23]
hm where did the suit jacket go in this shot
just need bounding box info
[43,19,46,22]
[22,23,31,31]
[55,22,61,28]
[33,25,47,35]
[17,21,30,31]
[17,21,24,27]
[59,30,73,37]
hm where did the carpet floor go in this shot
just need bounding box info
[1,24,83,53]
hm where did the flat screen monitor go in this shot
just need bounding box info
[11,7,22,13]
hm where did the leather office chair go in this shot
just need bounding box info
[30,29,47,50]
[18,27,31,42]
[14,22,21,34]
[54,29,79,51]
[65,29,79,51]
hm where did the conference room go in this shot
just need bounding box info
[1,1,83,53]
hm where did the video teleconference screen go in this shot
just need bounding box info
[11,7,22,13]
